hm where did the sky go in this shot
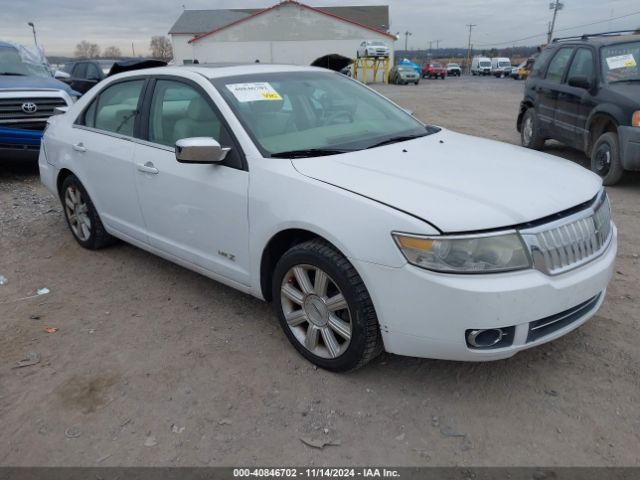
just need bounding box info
[2,0,640,56]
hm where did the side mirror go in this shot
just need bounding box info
[568,76,591,90]
[54,70,70,80]
[175,137,230,164]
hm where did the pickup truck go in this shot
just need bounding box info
[0,41,79,159]
[422,63,447,79]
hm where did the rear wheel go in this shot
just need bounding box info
[272,240,382,372]
[591,132,624,186]
[61,174,114,249]
[520,108,545,150]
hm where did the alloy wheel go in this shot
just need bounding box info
[64,185,92,242]
[280,264,352,359]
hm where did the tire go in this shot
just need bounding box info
[272,239,383,372]
[520,108,545,150]
[415,80,420,85]
[591,132,624,186]
[60,174,115,250]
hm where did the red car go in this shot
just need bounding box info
[422,63,447,79]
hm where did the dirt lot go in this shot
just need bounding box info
[1,76,639,467]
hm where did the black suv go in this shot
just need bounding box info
[57,60,117,94]
[517,31,640,185]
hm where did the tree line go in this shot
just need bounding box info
[74,36,173,61]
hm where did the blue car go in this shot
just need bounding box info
[0,41,79,159]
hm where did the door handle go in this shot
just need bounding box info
[137,162,159,175]
[72,142,87,153]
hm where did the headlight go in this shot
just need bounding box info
[632,111,640,127]
[392,232,532,274]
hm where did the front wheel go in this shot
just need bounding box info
[520,108,545,150]
[61,174,115,249]
[272,240,382,371]
[591,132,624,185]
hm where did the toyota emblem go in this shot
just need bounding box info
[21,102,38,114]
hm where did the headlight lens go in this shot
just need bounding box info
[393,232,532,273]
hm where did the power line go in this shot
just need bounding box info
[475,8,640,46]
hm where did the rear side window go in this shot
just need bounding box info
[79,80,144,136]
[545,48,574,83]
[72,63,87,78]
[86,63,101,80]
[567,48,594,80]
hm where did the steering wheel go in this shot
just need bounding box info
[324,110,354,125]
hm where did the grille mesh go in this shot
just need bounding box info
[522,193,613,275]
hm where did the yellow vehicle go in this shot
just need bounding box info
[511,59,532,80]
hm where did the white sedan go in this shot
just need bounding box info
[39,64,617,371]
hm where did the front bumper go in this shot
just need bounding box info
[353,226,617,361]
[0,126,43,158]
[618,125,640,171]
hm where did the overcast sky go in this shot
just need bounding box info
[3,0,640,56]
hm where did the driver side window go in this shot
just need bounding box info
[148,79,242,168]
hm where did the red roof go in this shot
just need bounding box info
[189,0,396,44]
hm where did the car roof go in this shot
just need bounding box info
[552,33,639,47]
[109,63,331,80]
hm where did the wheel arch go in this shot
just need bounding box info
[586,111,619,156]
[56,168,76,199]
[260,228,345,302]
[516,99,535,132]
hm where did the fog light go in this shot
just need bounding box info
[465,326,515,349]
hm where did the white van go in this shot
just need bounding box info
[471,56,492,76]
[491,57,512,77]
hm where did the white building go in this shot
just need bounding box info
[169,1,394,67]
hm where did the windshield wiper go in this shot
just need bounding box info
[270,148,352,159]
[609,78,640,84]
[366,133,427,149]
[0,72,27,76]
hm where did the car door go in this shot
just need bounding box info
[536,47,574,137]
[70,62,91,94]
[71,78,149,242]
[555,47,597,149]
[84,62,103,93]
[133,77,251,286]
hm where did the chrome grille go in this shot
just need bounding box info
[0,97,67,124]
[520,192,613,275]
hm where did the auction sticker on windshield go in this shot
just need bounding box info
[606,54,637,70]
[226,83,283,102]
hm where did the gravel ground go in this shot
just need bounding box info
[0,76,639,467]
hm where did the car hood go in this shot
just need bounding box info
[291,129,602,233]
[0,75,77,96]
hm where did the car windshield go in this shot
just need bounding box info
[0,46,51,78]
[432,63,442,68]
[499,61,511,67]
[601,41,640,84]
[448,64,459,67]
[480,61,491,67]
[370,41,385,46]
[213,71,432,157]
[399,66,414,71]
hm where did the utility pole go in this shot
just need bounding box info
[132,42,136,57]
[436,39,441,50]
[404,30,412,52]
[547,1,564,44]
[465,24,476,74]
